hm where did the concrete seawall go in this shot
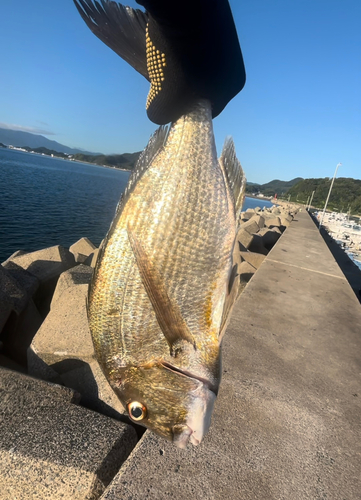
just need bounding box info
[102,210,361,499]
[1,210,361,499]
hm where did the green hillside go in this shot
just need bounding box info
[71,152,140,170]
[246,177,303,196]
[284,177,361,215]
[21,146,69,159]
[19,146,141,171]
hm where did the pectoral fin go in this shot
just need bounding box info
[127,227,196,353]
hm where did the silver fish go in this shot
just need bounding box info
[88,98,245,447]
[73,0,246,447]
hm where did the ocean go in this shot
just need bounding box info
[0,148,273,263]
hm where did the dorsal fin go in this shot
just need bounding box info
[94,125,168,274]
[219,138,246,222]
[127,227,196,354]
[73,0,149,80]
[122,124,168,207]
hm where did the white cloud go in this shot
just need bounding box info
[0,122,55,135]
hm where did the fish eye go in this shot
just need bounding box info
[128,401,147,421]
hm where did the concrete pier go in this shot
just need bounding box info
[102,210,361,499]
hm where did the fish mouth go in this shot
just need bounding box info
[172,424,200,448]
[161,361,217,449]
[160,361,218,395]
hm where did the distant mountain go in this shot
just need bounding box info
[246,177,303,196]
[71,151,140,170]
[0,128,101,155]
[285,177,361,214]
[21,146,70,159]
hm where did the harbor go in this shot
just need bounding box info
[315,210,361,271]
[1,208,361,499]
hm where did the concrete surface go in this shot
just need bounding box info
[1,260,40,298]
[28,264,124,417]
[59,358,126,418]
[239,250,266,269]
[257,228,282,250]
[0,265,29,317]
[241,218,261,235]
[0,367,137,500]
[70,237,97,264]
[2,245,76,284]
[50,264,93,309]
[236,228,254,249]
[248,233,269,255]
[84,248,100,267]
[264,216,282,229]
[238,260,257,284]
[101,210,361,500]
[30,268,93,365]
[1,299,43,366]
[252,214,265,228]
[0,264,43,367]
[3,245,77,317]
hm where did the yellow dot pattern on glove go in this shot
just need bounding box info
[145,24,167,109]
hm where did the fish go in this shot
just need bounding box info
[74,0,246,448]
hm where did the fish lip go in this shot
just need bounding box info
[172,424,193,449]
[171,424,202,448]
[160,361,218,396]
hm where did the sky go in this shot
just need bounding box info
[1,0,360,184]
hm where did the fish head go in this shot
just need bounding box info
[110,362,217,448]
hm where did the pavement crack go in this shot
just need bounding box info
[266,259,346,279]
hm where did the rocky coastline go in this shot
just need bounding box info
[0,203,298,499]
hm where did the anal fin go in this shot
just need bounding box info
[219,263,240,344]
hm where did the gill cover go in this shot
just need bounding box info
[111,362,216,448]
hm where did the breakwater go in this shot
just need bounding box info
[3,206,361,499]
[0,203,299,499]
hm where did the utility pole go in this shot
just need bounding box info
[307,190,315,211]
[319,163,342,230]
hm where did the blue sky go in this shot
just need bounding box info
[1,0,360,183]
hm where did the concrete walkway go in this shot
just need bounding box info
[102,210,361,500]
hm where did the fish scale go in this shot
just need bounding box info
[89,101,233,366]
[87,99,244,444]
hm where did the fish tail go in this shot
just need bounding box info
[73,0,245,124]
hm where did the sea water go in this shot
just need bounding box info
[0,148,273,262]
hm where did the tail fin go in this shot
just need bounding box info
[74,0,246,125]
[73,0,149,79]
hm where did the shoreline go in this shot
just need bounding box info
[1,146,134,174]
[245,193,273,201]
